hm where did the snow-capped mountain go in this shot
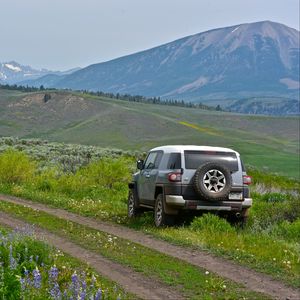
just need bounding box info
[28,20,298,102]
[0,61,80,84]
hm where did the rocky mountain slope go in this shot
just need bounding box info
[23,21,299,104]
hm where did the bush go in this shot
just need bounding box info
[190,213,234,233]
[249,194,300,231]
[0,149,36,184]
[271,219,300,242]
[79,157,132,190]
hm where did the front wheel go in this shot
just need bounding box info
[127,190,142,218]
[154,194,174,227]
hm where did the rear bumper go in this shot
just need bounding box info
[165,195,252,211]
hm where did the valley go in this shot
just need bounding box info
[0,89,299,178]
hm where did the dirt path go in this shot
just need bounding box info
[0,211,184,300]
[1,194,300,300]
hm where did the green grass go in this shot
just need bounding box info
[127,213,300,288]
[0,225,130,299]
[0,89,299,177]
[0,149,299,289]
[0,201,269,300]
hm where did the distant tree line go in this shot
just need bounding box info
[0,83,223,111]
[0,83,56,92]
[81,90,223,111]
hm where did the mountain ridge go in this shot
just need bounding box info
[19,21,300,112]
[0,61,80,85]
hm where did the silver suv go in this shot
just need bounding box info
[128,145,252,227]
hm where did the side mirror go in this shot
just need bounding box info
[137,159,144,170]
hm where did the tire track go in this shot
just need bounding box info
[1,194,299,300]
[0,211,183,300]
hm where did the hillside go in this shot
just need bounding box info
[22,21,300,114]
[0,89,299,177]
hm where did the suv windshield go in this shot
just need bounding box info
[184,150,238,172]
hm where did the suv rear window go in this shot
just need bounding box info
[184,150,238,172]
[167,153,181,169]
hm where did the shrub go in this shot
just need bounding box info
[79,157,132,190]
[190,213,235,233]
[249,194,300,231]
[271,219,300,242]
[0,149,36,184]
[35,169,58,192]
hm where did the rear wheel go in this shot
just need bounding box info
[128,190,142,218]
[154,194,174,227]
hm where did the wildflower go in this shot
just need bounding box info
[49,265,59,281]
[222,284,227,289]
[95,288,102,300]
[20,277,26,291]
[205,271,209,275]
[49,282,61,299]
[70,271,79,299]
[9,245,17,270]
[33,267,42,289]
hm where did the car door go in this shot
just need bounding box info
[138,151,163,204]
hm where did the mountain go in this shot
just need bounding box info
[0,61,80,85]
[24,21,299,106]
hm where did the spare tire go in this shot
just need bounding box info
[193,162,232,201]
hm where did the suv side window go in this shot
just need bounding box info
[167,153,181,169]
[144,151,163,169]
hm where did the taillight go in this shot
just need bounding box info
[243,175,252,185]
[168,172,182,182]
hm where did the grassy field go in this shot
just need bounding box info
[0,225,130,299]
[0,147,299,289]
[0,201,268,299]
[0,89,299,177]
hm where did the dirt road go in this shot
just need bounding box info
[1,194,299,300]
[0,211,184,300]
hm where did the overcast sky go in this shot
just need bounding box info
[1,0,299,70]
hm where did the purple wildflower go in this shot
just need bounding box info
[70,271,79,299]
[22,268,31,289]
[9,244,17,270]
[49,282,61,299]
[95,288,102,300]
[80,290,86,300]
[33,267,42,289]
[20,277,26,291]
[49,265,59,281]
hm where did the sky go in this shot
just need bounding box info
[0,0,299,71]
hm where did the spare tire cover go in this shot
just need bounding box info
[193,162,232,201]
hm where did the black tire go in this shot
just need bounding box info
[154,194,174,227]
[193,162,232,201]
[127,190,142,218]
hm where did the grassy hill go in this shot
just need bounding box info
[0,89,299,178]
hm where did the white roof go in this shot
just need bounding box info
[150,145,239,155]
